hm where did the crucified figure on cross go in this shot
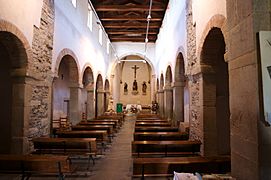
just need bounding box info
[131,65,140,79]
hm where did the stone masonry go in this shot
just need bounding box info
[28,0,54,150]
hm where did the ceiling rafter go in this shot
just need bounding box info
[91,0,169,42]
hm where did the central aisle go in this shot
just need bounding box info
[89,115,136,180]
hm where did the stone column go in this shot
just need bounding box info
[172,81,185,126]
[164,84,173,121]
[157,90,164,118]
[10,77,31,154]
[69,84,82,125]
[104,90,110,112]
[97,89,105,116]
[86,88,94,120]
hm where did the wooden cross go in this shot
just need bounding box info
[131,65,140,79]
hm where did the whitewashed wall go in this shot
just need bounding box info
[155,0,187,82]
[53,0,112,84]
[0,0,43,45]
[192,0,226,52]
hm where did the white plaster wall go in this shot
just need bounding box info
[192,0,226,51]
[0,0,43,45]
[155,0,187,82]
[52,0,111,84]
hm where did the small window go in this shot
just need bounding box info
[87,3,93,31]
[99,27,103,45]
[107,40,110,54]
[71,0,76,8]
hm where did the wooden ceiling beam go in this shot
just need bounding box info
[103,24,160,28]
[95,5,166,12]
[107,30,158,35]
[100,17,162,21]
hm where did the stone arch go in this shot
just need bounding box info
[55,48,80,84]
[0,20,32,154]
[165,65,173,85]
[104,79,110,112]
[95,74,104,117]
[82,66,94,120]
[173,52,187,126]
[158,73,165,117]
[160,73,164,90]
[199,26,230,156]
[164,66,173,120]
[197,14,227,61]
[53,51,80,125]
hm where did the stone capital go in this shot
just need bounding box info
[164,85,173,91]
[158,90,164,93]
[172,81,185,87]
[97,89,105,93]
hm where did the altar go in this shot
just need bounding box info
[125,104,142,112]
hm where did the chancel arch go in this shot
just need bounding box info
[0,23,31,154]
[53,53,80,125]
[82,66,94,120]
[200,27,230,156]
[165,66,173,121]
[112,55,153,110]
[95,74,104,117]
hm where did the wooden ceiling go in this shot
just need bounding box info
[91,0,169,42]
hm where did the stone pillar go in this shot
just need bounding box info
[172,81,185,126]
[10,79,31,154]
[69,85,81,125]
[86,88,94,120]
[164,84,173,121]
[104,90,110,112]
[97,89,105,116]
[157,90,164,118]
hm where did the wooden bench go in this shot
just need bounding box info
[137,114,160,120]
[0,154,71,180]
[135,127,179,132]
[97,114,124,125]
[32,137,97,166]
[87,119,120,129]
[132,140,201,157]
[79,121,117,129]
[136,119,168,123]
[72,125,114,136]
[135,122,171,127]
[133,156,231,179]
[134,132,189,141]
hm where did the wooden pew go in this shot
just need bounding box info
[32,137,97,165]
[134,132,189,141]
[0,154,71,180]
[136,119,168,123]
[132,140,201,157]
[87,119,120,129]
[97,114,124,125]
[137,114,160,120]
[135,122,171,127]
[135,127,179,132]
[79,121,117,129]
[133,156,231,179]
[72,125,114,136]
[55,130,108,144]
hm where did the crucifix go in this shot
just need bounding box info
[131,65,140,79]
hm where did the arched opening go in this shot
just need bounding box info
[174,53,188,126]
[165,66,173,120]
[82,67,94,120]
[104,79,110,112]
[158,74,165,117]
[53,55,79,125]
[0,31,28,154]
[201,27,230,156]
[95,74,103,117]
[156,78,159,102]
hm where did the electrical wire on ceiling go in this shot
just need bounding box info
[144,0,153,60]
